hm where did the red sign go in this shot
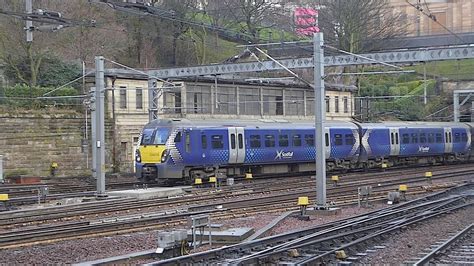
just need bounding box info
[294,7,319,36]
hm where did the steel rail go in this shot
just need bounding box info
[145,183,473,265]
[413,223,473,266]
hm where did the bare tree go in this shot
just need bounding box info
[311,0,407,53]
[221,0,286,43]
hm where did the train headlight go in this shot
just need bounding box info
[136,150,141,163]
[161,149,170,163]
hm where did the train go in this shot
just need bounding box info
[135,118,474,184]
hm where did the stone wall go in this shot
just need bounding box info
[0,109,113,178]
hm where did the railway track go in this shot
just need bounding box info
[2,165,472,229]
[0,165,471,249]
[409,223,474,265]
[147,183,474,265]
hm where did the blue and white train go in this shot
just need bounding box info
[135,119,474,184]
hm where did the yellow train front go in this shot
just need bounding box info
[135,119,172,183]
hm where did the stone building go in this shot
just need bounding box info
[389,0,474,36]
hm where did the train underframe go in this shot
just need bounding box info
[140,152,472,185]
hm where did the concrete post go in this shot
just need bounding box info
[0,155,3,183]
[90,87,97,179]
[95,56,106,198]
[471,101,474,122]
[313,33,327,207]
[453,91,460,122]
[26,0,33,42]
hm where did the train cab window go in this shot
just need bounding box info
[265,135,275,147]
[211,135,224,149]
[230,134,236,149]
[454,133,461,143]
[334,134,343,146]
[201,135,207,149]
[141,129,154,145]
[345,134,354,145]
[279,135,289,147]
[428,133,434,143]
[305,134,315,146]
[250,135,261,148]
[420,133,426,143]
[174,131,182,142]
[411,133,418,143]
[238,134,243,149]
[293,134,302,147]
[325,133,329,147]
[402,134,410,144]
[436,133,443,143]
[185,133,191,152]
[462,133,468,142]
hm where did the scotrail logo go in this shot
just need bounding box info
[418,146,430,153]
[275,150,294,160]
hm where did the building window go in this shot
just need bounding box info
[343,96,349,113]
[120,87,127,109]
[325,96,330,112]
[334,96,339,113]
[136,88,143,109]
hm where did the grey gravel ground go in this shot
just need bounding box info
[359,204,473,264]
[1,194,471,264]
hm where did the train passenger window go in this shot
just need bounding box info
[201,135,207,149]
[325,133,329,147]
[334,134,343,146]
[305,134,315,146]
[174,131,182,142]
[265,135,275,147]
[449,132,452,143]
[436,133,443,143]
[211,135,224,149]
[250,135,261,148]
[462,133,468,142]
[391,133,394,145]
[420,133,426,143]
[402,134,409,144]
[279,135,289,147]
[238,134,243,149]
[345,134,354,145]
[445,132,448,143]
[395,133,399,145]
[454,133,461,143]
[185,133,191,152]
[428,133,434,143]
[293,134,302,147]
[411,133,418,143]
[230,134,236,149]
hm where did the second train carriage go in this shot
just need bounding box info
[135,119,473,184]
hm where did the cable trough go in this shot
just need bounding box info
[146,183,473,265]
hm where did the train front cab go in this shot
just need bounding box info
[135,126,170,182]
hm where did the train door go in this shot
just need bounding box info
[325,128,331,158]
[444,127,453,153]
[228,127,246,164]
[389,128,400,156]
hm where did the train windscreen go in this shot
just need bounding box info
[141,128,170,145]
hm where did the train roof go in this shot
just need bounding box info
[143,118,357,129]
[361,121,471,129]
